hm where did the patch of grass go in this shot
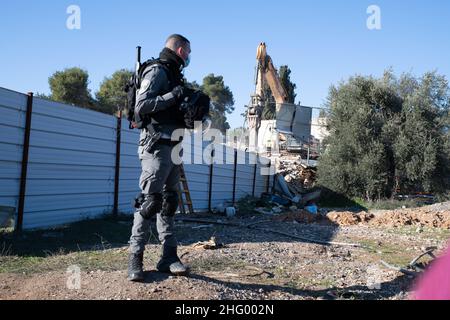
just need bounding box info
[0,256,46,274]
[358,198,429,211]
[317,187,438,211]
[0,214,161,275]
[0,249,129,274]
[272,267,336,292]
[310,278,336,290]
[383,226,450,242]
[0,214,134,257]
[358,239,412,267]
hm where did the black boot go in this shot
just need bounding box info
[127,252,144,282]
[156,246,189,276]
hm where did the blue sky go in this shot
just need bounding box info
[1,0,449,128]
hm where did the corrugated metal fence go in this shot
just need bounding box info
[0,87,272,230]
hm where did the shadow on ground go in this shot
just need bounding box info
[136,271,412,300]
[0,215,134,257]
[0,211,417,300]
[0,212,346,258]
[191,273,412,300]
[0,188,372,258]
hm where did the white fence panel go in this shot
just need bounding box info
[23,97,117,229]
[0,87,273,230]
[0,88,27,209]
[118,126,141,214]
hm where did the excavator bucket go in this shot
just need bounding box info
[276,103,312,142]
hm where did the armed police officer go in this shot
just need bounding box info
[127,34,193,282]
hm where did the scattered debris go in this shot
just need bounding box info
[380,247,438,277]
[305,204,318,214]
[192,237,225,250]
[225,207,236,218]
[250,226,361,248]
[176,216,361,248]
[3,203,449,300]
[273,174,300,204]
[380,260,419,277]
[261,193,291,207]
[409,247,437,268]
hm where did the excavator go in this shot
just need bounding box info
[247,43,319,205]
[247,43,312,153]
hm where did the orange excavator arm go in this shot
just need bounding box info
[256,43,288,107]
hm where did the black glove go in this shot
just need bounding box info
[171,85,186,102]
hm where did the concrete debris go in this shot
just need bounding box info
[277,156,317,191]
[273,174,300,203]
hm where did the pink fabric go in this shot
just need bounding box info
[413,244,450,300]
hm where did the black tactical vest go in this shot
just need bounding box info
[141,61,186,136]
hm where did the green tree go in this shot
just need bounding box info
[317,70,450,201]
[96,69,133,114]
[35,93,51,100]
[393,72,450,194]
[48,67,95,110]
[262,83,276,120]
[279,65,297,104]
[200,74,234,132]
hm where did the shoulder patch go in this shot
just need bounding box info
[138,79,151,95]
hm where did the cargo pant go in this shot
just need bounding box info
[129,142,180,254]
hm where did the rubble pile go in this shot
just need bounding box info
[277,158,317,191]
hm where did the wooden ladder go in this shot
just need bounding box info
[178,164,194,215]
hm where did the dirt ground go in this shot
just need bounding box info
[1,203,449,300]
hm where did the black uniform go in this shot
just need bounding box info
[128,48,189,279]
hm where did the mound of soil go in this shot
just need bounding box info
[324,202,450,229]
[326,212,374,226]
[370,210,450,229]
[273,210,321,224]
